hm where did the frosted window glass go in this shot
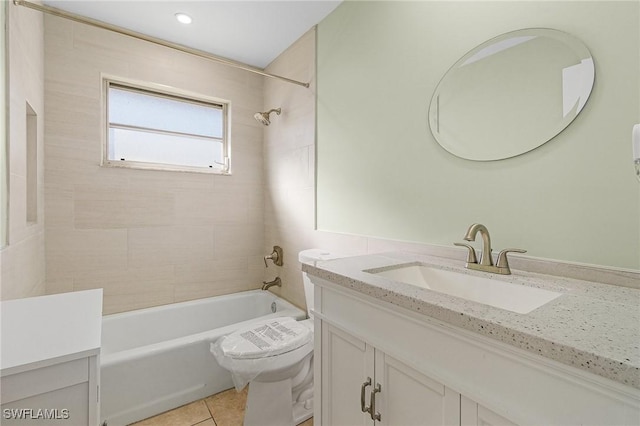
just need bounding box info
[108,86,223,138]
[105,81,228,172]
[109,128,223,168]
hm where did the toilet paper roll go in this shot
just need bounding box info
[633,124,640,160]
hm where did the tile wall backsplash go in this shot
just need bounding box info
[43,15,265,314]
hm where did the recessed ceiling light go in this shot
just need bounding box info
[175,13,192,24]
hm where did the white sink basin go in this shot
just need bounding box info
[371,264,561,314]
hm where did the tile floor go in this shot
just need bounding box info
[130,387,313,426]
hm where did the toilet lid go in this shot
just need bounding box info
[219,317,312,360]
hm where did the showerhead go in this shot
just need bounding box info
[254,108,281,126]
[253,112,270,125]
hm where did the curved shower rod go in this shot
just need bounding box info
[13,0,311,89]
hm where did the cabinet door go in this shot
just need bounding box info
[461,395,519,426]
[321,324,374,426]
[1,357,96,426]
[375,351,460,426]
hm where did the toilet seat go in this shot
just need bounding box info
[219,340,314,377]
[211,316,315,390]
[218,317,312,360]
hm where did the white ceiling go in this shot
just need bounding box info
[43,1,342,68]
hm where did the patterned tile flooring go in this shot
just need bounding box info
[130,387,313,426]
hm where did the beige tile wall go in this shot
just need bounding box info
[0,3,46,300]
[262,29,317,308]
[262,28,387,308]
[44,15,266,314]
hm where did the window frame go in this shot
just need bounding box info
[102,76,231,174]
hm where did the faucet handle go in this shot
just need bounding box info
[263,246,284,268]
[454,243,478,264]
[496,248,527,269]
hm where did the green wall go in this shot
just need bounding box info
[317,1,640,269]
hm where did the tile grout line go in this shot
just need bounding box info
[202,396,218,426]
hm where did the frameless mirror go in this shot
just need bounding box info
[428,28,595,161]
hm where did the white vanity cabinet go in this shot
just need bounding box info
[460,396,517,426]
[321,323,460,425]
[311,276,640,426]
[0,290,103,426]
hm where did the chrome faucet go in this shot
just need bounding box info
[455,223,526,275]
[262,277,282,291]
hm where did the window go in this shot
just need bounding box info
[104,79,229,173]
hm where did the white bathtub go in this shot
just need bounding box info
[100,290,306,426]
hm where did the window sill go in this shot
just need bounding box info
[101,160,231,175]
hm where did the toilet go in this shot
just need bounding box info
[211,249,342,426]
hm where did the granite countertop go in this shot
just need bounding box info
[302,252,640,390]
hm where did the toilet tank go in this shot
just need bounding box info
[298,249,345,319]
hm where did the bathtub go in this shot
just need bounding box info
[100,290,306,426]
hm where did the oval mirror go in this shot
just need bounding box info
[428,28,595,161]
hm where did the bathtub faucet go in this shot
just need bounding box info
[262,277,282,291]
[264,245,284,267]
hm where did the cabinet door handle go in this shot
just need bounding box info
[369,382,381,421]
[360,377,372,413]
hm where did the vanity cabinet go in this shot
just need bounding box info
[460,396,517,426]
[311,276,640,426]
[1,356,100,426]
[0,290,103,426]
[321,324,460,425]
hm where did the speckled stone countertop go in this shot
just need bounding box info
[302,252,640,390]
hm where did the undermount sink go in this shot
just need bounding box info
[370,264,561,314]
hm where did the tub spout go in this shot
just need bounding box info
[262,277,282,291]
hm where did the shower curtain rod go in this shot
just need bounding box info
[13,0,310,88]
